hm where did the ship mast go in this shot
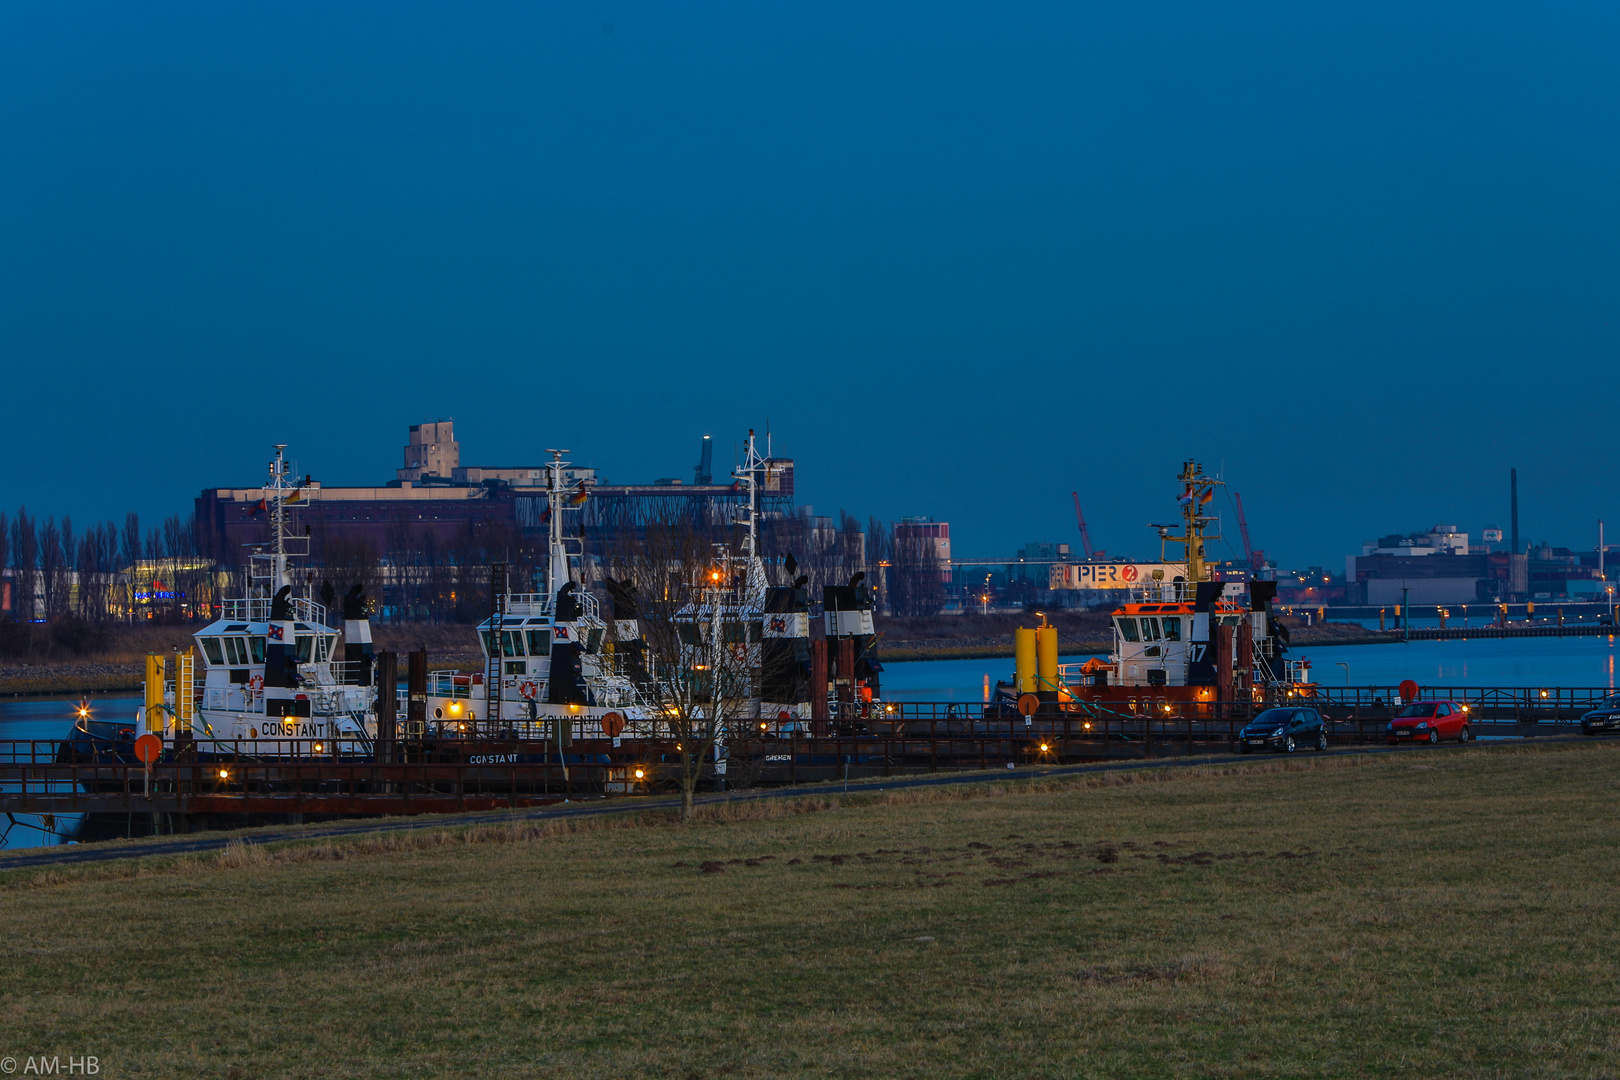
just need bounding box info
[734,429,767,604]
[270,444,290,591]
[1165,459,1223,586]
[545,448,572,602]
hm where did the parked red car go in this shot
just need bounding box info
[1386,700,1472,745]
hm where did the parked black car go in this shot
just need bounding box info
[1236,707,1327,754]
[1581,695,1620,736]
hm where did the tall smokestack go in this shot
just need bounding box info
[1510,468,1520,556]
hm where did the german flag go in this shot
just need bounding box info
[568,481,589,507]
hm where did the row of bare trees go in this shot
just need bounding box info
[2,508,206,624]
[2,496,945,628]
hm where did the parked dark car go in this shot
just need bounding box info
[1236,707,1327,754]
[1581,694,1620,736]
[1386,700,1470,745]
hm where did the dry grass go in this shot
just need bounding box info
[4,743,1620,1078]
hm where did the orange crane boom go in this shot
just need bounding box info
[1233,491,1264,570]
[1071,492,1096,559]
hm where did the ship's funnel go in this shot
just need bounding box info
[342,584,374,687]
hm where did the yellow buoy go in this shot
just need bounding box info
[1036,624,1058,691]
[144,654,165,732]
[1014,628,1037,694]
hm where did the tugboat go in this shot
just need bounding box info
[422,431,815,738]
[422,447,655,738]
[139,445,380,755]
[1001,460,1308,709]
[670,430,815,729]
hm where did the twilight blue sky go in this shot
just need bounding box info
[3,2,1617,569]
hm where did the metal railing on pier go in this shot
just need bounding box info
[4,688,1612,822]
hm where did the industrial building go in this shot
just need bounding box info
[196,423,795,566]
[1346,525,1608,603]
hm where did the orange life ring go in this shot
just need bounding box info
[519,680,538,701]
[248,675,263,693]
[602,711,626,738]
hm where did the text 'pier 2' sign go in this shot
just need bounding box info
[1051,563,1189,590]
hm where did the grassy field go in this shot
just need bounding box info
[4,743,1620,1078]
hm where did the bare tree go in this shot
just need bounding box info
[599,516,759,822]
[38,517,64,620]
[121,513,141,571]
[889,523,944,617]
[60,517,75,615]
[12,508,38,622]
[0,512,9,621]
[320,531,384,610]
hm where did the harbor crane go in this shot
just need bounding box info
[1071,492,1103,560]
[1232,491,1265,571]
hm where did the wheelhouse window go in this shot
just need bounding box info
[223,638,246,665]
[1140,618,1161,642]
[1162,617,1182,641]
[525,630,551,656]
[502,631,524,657]
[200,638,224,665]
[249,637,265,663]
[1116,617,1140,642]
[295,635,314,663]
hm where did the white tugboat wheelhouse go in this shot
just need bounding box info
[151,445,380,755]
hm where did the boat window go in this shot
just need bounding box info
[1116,617,1140,642]
[1218,615,1243,627]
[223,638,244,665]
[677,622,704,646]
[1140,618,1161,642]
[1161,617,1182,641]
[749,621,763,643]
[723,622,746,644]
[249,637,266,663]
[480,631,495,655]
[502,631,524,657]
[585,628,604,655]
[200,638,224,665]
[526,630,551,656]
[295,635,315,663]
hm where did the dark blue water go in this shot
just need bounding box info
[878,635,1620,702]
[0,694,138,852]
